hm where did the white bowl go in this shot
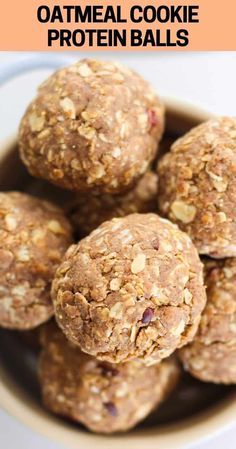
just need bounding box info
[0,99,235,449]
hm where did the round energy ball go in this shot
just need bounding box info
[0,192,72,330]
[69,171,158,236]
[19,59,164,194]
[179,258,236,384]
[157,117,236,258]
[39,322,180,433]
[52,213,206,365]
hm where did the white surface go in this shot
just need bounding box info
[0,51,236,448]
[0,408,235,449]
[0,51,236,143]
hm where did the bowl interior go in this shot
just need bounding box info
[0,102,235,446]
[0,328,234,431]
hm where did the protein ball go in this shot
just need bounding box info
[69,171,158,236]
[39,322,180,433]
[0,192,72,330]
[157,117,236,258]
[19,59,164,194]
[179,258,236,384]
[52,213,206,365]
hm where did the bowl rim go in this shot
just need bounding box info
[1,366,236,449]
[0,97,235,449]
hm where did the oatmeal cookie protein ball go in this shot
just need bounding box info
[69,171,158,236]
[179,258,236,384]
[19,60,164,194]
[52,213,206,365]
[0,192,72,330]
[157,117,236,258]
[39,322,180,433]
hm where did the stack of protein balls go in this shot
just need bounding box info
[0,59,235,434]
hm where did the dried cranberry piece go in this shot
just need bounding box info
[99,362,119,377]
[142,308,154,324]
[152,238,159,250]
[104,402,118,417]
[148,109,158,127]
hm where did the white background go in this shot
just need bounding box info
[0,51,236,448]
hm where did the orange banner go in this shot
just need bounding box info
[0,0,235,51]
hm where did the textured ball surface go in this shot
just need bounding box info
[179,258,236,384]
[52,213,206,365]
[39,322,180,433]
[0,192,72,329]
[19,60,164,194]
[69,171,158,236]
[157,117,236,258]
